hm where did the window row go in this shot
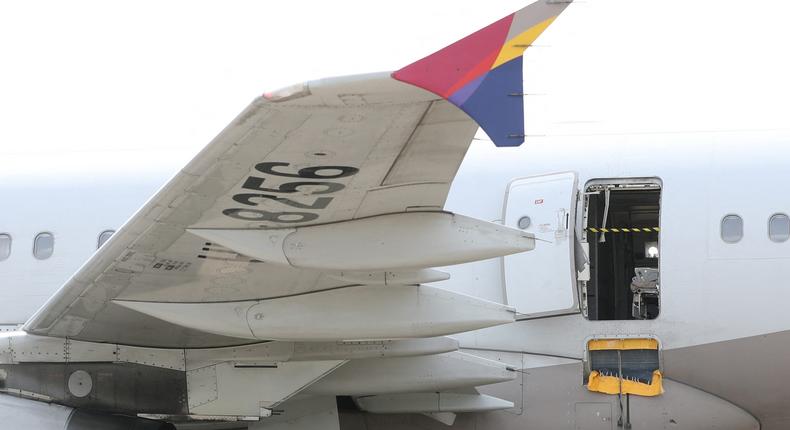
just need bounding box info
[0,230,115,261]
[721,213,790,243]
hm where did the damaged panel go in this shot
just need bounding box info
[586,338,662,397]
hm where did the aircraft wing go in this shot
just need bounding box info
[24,0,571,348]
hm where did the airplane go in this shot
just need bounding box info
[0,0,787,429]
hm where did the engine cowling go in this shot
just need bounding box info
[0,393,174,430]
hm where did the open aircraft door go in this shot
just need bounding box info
[503,172,580,318]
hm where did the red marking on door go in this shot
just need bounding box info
[534,199,544,205]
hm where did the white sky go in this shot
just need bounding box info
[1,0,790,172]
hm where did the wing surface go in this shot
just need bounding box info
[24,0,571,348]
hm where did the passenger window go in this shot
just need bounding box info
[33,232,54,260]
[721,215,743,243]
[769,214,790,243]
[0,234,11,261]
[97,230,115,249]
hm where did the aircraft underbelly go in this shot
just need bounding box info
[663,329,790,430]
[337,346,761,430]
[333,329,790,429]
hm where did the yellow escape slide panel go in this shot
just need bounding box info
[586,337,662,397]
[588,338,658,351]
[588,370,664,397]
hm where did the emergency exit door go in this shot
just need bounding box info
[503,172,579,318]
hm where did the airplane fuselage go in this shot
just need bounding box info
[1,129,787,429]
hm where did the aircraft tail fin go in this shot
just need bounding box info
[392,1,572,147]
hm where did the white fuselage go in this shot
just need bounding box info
[1,128,788,428]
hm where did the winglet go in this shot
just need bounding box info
[392,1,572,147]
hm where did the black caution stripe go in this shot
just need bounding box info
[586,227,660,233]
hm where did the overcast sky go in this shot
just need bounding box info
[1,0,789,175]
